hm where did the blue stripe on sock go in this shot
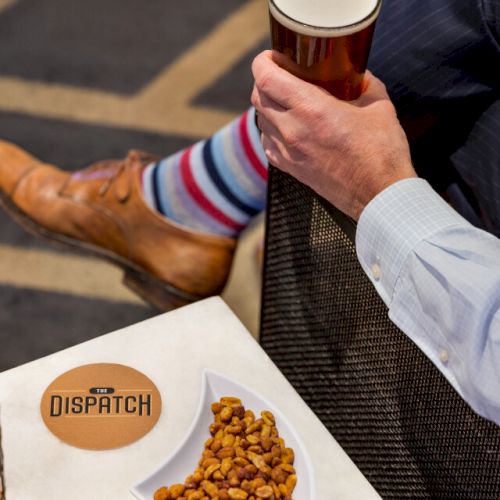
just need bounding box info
[203,139,260,217]
[152,162,168,217]
[156,158,178,217]
[211,131,264,210]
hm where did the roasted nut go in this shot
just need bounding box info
[246,434,260,445]
[226,425,243,435]
[204,463,221,480]
[261,436,273,452]
[251,477,266,490]
[210,438,222,453]
[221,457,233,476]
[201,480,219,497]
[217,446,236,459]
[220,406,234,422]
[154,487,170,500]
[209,422,223,435]
[169,484,185,498]
[261,425,271,439]
[282,448,295,465]
[261,411,275,426]
[245,420,263,435]
[280,464,295,474]
[233,457,250,467]
[202,450,215,460]
[262,452,273,465]
[271,466,287,485]
[244,464,258,476]
[233,405,245,418]
[243,412,255,428]
[271,445,281,459]
[192,469,204,483]
[247,445,263,454]
[269,480,281,498]
[219,489,230,500]
[247,451,266,471]
[236,466,252,481]
[221,397,242,407]
[228,474,241,488]
[201,457,220,469]
[187,490,204,500]
[255,485,274,498]
[222,433,236,448]
[227,487,248,499]
[211,402,223,414]
[286,474,297,491]
[240,479,252,493]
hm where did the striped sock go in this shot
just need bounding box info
[142,108,268,238]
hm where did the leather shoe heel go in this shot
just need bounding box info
[122,269,200,311]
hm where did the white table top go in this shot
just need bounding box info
[0,297,380,499]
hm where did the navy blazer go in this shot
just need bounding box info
[369,0,500,236]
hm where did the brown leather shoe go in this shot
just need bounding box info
[0,141,236,310]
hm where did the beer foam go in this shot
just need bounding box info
[271,0,380,36]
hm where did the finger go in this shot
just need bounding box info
[251,50,325,110]
[257,112,296,173]
[251,84,286,117]
[255,88,310,157]
[257,112,285,148]
[252,85,289,137]
[355,70,391,107]
[261,134,282,169]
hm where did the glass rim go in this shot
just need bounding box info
[269,0,382,33]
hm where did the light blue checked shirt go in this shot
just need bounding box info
[356,178,500,426]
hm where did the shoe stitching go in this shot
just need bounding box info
[10,163,39,198]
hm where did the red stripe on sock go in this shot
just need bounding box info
[239,111,268,181]
[180,148,245,231]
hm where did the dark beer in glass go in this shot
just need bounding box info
[269,0,381,100]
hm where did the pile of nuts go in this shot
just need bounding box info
[154,397,296,499]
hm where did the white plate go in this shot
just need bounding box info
[131,370,315,499]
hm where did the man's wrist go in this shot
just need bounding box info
[355,178,471,305]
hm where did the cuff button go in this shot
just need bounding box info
[371,263,381,281]
[439,349,449,364]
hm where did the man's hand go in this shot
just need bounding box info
[251,50,417,220]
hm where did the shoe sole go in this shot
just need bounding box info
[0,191,200,311]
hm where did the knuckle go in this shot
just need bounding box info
[250,88,258,108]
[256,70,274,94]
[281,128,300,149]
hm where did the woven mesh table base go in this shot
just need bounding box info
[260,168,500,499]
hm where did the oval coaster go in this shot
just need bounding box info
[40,363,162,450]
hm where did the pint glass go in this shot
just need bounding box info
[269,0,382,100]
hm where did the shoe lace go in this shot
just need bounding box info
[96,163,127,197]
[77,150,157,201]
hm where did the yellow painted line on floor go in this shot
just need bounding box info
[0,244,146,305]
[0,0,268,139]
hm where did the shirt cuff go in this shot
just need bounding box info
[355,178,471,305]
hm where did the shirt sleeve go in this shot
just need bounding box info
[356,178,500,426]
